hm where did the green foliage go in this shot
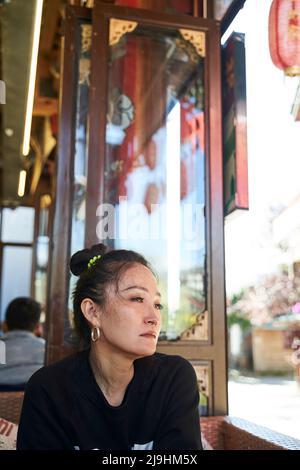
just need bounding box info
[227,312,251,331]
[231,290,245,305]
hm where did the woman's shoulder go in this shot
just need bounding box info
[141,352,195,377]
[137,353,197,395]
[154,352,193,367]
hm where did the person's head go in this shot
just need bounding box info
[5,297,41,333]
[70,244,162,358]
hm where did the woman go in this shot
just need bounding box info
[17,244,202,450]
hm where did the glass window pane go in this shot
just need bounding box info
[1,207,34,243]
[34,268,47,306]
[0,246,33,321]
[38,204,49,237]
[33,196,51,306]
[191,361,210,416]
[103,22,207,341]
[32,195,51,307]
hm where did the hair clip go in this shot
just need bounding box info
[87,255,101,269]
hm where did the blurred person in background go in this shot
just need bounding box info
[0,297,45,389]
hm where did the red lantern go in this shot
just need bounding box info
[269,0,300,76]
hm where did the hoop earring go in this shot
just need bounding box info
[91,326,101,342]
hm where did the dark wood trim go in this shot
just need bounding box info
[206,0,214,19]
[0,242,33,248]
[220,0,246,36]
[46,6,92,365]
[193,0,202,17]
[85,7,108,247]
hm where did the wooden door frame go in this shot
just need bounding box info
[45,6,92,365]
[88,3,227,414]
[48,2,228,414]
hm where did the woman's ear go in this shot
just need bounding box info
[80,298,102,327]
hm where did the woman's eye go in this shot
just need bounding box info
[155,303,164,310]
[131,297,144,302]
[131,298,163,310]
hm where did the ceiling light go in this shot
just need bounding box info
[18,170,27,197]
[4,128,13,136]
[22,0,44,156]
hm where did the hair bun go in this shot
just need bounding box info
[70,244,108,276]
[90,243,107,257]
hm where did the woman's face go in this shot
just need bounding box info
[98,263,162,359]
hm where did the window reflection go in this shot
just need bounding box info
[1,207,34,243]
[1,246,32,321]
[34,195,51,306]
[104,23,207,340]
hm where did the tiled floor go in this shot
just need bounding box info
[228,374,300,440]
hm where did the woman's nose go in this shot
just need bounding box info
[143,302,160,326]
[144,309,160,326]
[145,317,158,326]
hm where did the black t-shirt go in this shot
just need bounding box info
[16,350,202,450]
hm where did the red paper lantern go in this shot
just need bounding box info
[269,0,300,76]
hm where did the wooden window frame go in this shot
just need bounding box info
[46,6,92,364]
[47,3,228,414]
[88,3,227,414]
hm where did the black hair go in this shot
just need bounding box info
[70,243,155,346]
[5,297,41,332]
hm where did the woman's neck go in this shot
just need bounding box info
[89,346,134,406]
